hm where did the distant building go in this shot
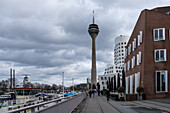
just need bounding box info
[98,74,116,91]
[124,6,170,100]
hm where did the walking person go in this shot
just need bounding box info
[101,90,103,96]
[98,90,100,96]
[92,89,95,98]
[89,90,92,98]
[106,89,110,101]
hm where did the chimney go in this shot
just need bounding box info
[10,68,12,89]
[13,69,15,88]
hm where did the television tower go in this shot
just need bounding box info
[88,11,99,89]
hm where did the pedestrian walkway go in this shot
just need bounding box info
[82,93,170,113]
[82,94,120,113]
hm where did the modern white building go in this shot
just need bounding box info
[114,35,129,75]
[98,35,129,91]
[98,74,116,91]
[104,64,116,75]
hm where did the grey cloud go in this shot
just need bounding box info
[0,0,169,86]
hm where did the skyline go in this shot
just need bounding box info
[0,0,169,86]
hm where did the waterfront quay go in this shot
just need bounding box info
[2,92,170,113]
[82,94,170,113]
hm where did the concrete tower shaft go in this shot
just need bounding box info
[88,12,99,89]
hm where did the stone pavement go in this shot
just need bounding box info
[82,93,170,113]
[82,94,120,113]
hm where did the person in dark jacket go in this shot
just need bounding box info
[106,89,110,101]
[101,90,103,96]
[98,90,100,96]
[89,90,92,98]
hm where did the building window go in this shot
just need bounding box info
[135,72,140,94]
[127,60,130,70]
[103,86,105,89]
[124,63,126,72]
[125,48,127,58]
[101,77,103,80]
[154,49,166,62]
[126,76,129,94]
[138,34,140,46]
[154,28,165,41]
[137,51,141,65]
[130,75,134,94]
[156,71,168,92]
[131,58,133,68]
[102,82,104,85]
[105,77,107,80]
[133,38,136,51]
[128,44,131,55]
[132,56,135,68]
[132,39,136,51]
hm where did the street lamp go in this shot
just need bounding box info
[62,72,64,97]
[72,78,74,92]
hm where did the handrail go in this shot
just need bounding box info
[3,93,80,113]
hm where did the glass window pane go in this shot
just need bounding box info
[155,30,158,40]
[156,51,159,61]
[159,29,163,39]
[157,72,160,91]
[161,72,165,91]
[160,50,164,61]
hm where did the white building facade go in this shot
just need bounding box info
[98,74,116,91]
[114,35,129,72]
[98,35,129,91]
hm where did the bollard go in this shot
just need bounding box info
[31,103,35,113]
[18,106,20,113]
[24,105,26,113]
[37,102,40,110]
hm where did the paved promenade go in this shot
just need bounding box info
[82,95,120,113]
[82,93,170,113]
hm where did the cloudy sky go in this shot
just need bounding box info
[0,0,169,86]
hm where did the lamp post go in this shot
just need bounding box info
[62,72,64,97]
[72,78,74,92]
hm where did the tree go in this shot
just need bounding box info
[117,73,120,89]
[117,87,124,96]
[122,69,125,89]
[0,80,9,91]
[51,84,57,91]
[113,76,116,92]
[117,86,125,101]
[137,86,144,96]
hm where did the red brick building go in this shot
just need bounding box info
[124,6,170,100]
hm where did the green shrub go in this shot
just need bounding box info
[117,87,124,93]
[137,86,144,94]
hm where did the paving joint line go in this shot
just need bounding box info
[95,97,104,113]
[100,96,122,113]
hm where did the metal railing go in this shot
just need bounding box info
[3,92,86,113]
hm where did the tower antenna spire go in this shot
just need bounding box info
[93,10,95,24]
